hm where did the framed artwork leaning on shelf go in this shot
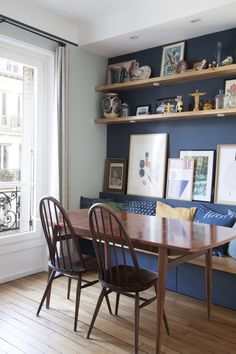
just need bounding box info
[127,133,168,198]
[180,150,215,202]
[156,97,177,114]
[106,59,137,84]
[103,158,127,194]
[166,158,194,201]
[136,105,151,115]
[215,144,236,205]
[160,41,185,76]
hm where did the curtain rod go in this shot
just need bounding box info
[0,14,78,47]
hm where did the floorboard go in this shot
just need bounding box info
[0,272,236,354]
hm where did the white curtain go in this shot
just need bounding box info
[55,45,69,208]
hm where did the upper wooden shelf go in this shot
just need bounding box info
[95,108,236,124]
[95,64,236,93]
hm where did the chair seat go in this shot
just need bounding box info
[49,254,98,277]
[100,265,158,292]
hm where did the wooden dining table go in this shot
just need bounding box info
[67,208,236,354]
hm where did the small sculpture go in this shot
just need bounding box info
[203,100,214,110]
[189,90,207,111]
[133,62,151,80]
[176,96,183,112]
[221,56,233,66]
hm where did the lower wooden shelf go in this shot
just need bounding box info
[95,108,236,124]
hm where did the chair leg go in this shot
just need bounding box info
[115,293,120,315]
[74,275,82,331]
[46,267,53,309]
[37,270,56,316]
[134,292,140,354]
[87,287,107,339]
[67,278,72,300]
[105,292,112,315]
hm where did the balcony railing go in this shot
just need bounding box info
[0,187,20,231]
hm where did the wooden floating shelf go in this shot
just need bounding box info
[95,108,236,124]
[95,64,236,93]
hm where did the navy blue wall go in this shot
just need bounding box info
[105,28,236,213]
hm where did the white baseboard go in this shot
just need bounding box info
[0,265,48,284]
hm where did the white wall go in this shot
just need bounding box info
[0,0,79,44]
[68,46,107,208]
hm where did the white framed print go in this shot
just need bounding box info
[215,144,236,205]
[180,150,214,202]
[127,133,168,198]
[166,158,194,201]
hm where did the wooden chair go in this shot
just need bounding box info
[87,203,169,353]
[36,196,111,331]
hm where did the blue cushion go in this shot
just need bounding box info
[195,204,236,227]
[228,239,236,259]
[123,200,156,216]
[80,196,113,209]
[195,204,236,257]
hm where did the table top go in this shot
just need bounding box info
[67,209,236,253]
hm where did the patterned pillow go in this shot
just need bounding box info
[195,204,236,227]
[195,204,236,257]
[123,200,156,216]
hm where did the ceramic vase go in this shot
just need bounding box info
[102,93,121,118]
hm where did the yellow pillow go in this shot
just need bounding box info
[156,201,197,221]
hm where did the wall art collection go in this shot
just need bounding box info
[103,134,236,205]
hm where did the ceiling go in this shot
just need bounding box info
[14,0,236,57]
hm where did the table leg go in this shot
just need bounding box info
[156,247,168,354]
[205,249,212,320]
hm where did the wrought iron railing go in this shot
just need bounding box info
[0,187,20,231]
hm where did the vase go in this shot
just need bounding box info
[102,93,121,118]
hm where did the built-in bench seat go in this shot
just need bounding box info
[80,194,236,310]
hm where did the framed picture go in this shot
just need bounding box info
[215,144,236,205]
[136,105,151,115]
[106,59,137,84]
[156,97,177,114]
[224,78,236,96]
[103,158,127,194]
[179,150,215,202]
[160,41,185,76]
[166,158,194,201]
[127,133,168,198]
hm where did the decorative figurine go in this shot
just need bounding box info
[167,101,171,113]
[203,100,214,110]
[121,102,129,117]
[176,96,183,112]
[189,90,207,111]
[221,56,233,66]
[193,59,208,70]
[176,60,188,74]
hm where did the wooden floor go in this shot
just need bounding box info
[0,272,236,354]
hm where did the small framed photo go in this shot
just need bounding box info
[166,158,194,201]
[127,133,168,198]
[180,150,215,202]
[136,105,151,115]
[215,144,236,205]
[156,97,177,114]
[160,41,185,76]
[224,78,236,96]
[103,158,127,194]
[106,59,137,84]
